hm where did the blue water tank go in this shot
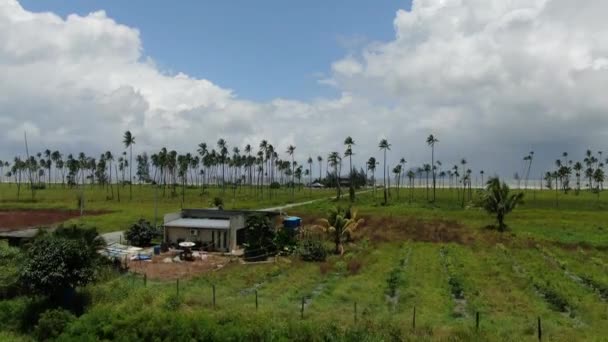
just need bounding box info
[283,216,302,230]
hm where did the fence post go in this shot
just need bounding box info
[301,297,305,319]
[144,273,147,287]
[354,301,357,323]
[255,290,258,311]
[212,284,216,309]
[412,306,416,330]
[476,311,479,332]
[537,316,542,341]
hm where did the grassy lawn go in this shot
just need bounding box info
[0,183,336,233]
[1,185,608,340]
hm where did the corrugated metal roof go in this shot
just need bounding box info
[165,218,230,229]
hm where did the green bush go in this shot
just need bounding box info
[124,219,157,247]
[20,235,96,299]
[385,268,401,297]
[298,238,327,262]
[244,214,276,261]
[34,308,75,341]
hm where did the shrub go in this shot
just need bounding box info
[270,181,281,189]
[20,235,96,299]
[124,219,157,247]
[34,308,75,341]
[274,228,297,255]
[244,214,277,261]
[298,238,327,262]
[212,197,224,210]
[385,269,401,297]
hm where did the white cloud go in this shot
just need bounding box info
[1,0,608,177]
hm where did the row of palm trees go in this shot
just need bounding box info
[2,131,606,206]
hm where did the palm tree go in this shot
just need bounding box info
[307,156,313,197]
[426,134,439,202]
[460,158,467,207]
[344,136,355,202]
[480,170,485,187]
[367,157,377,197]
[328,152,341,200]
[287,145,296,201]
[573,161,583,194]
[315,206,363,255]
[123,131,135,200]
[400,158,407,189]
[593,168,605,203]
[422,164,431,200]
[523,151,534,190]
[317,155,323,182]
[217,138,228,192]
[481,177,524,232]
[378,139,391,204]
[392,165,402,199]
[407,170,415,202]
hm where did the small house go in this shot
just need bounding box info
[163,208,280,253]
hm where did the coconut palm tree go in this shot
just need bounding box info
[481,177,524,232]
[399,158,407,191]
[123,131,135,200]
[328,152,341,199]
[460,158,467,207]
[523,151,534,190]
[367,157,377,197]
[217,138,228,192]
[315,206,363,255]
[573,161,583,194]
[286,145,296,200]
[378,139,391,205]
[593,168,604,203]
[426,134,439,202]
[480,170,485,187]
[307,156,313,196]
[317,155,323,181]
[344,136,355,202]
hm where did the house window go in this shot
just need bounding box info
[190,229,199,236]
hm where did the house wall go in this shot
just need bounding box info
[165,227,230,251]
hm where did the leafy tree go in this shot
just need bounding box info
[315,206,363,255]
[481,177,524,232]
[243,214,276,261]
[20,234,97,299]
[124,219,157,247]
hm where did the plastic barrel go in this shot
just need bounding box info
[153,245,161,255]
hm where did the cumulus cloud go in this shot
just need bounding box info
[1,0,608,178]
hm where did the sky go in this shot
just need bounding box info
[2,0,608,180]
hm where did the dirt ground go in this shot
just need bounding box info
[0,209,108,232]
[128,252,232,280]
[295,212,474,245]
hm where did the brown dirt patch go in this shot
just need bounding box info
[355,215,474,244]
[128,253,232,280]
[0,209,109,232]
[295,212,474,245]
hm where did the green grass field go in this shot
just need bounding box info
[0,183,336,233]
[1,185,608,340]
